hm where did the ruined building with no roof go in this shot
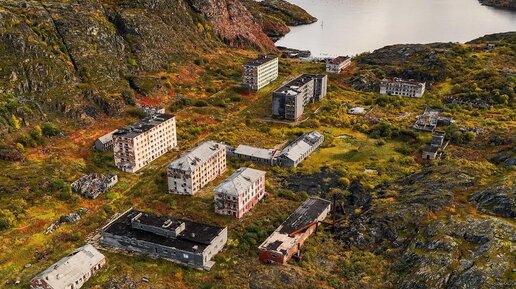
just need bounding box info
[168,141,226,195]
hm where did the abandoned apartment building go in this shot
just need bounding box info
[30,244,105,289]
[168,141,226,195]
[422,130,448,160]
[272,74,328,121]
[258,198,331,264]
[113,113,177,173]
[243,55,279,91]
[226,144,278,166]
[214,167,266,218]
[276,131,325,168]
[326,56,351,73]
[71,173,118,199]
[101,209,227,270]
[413,107,453,132]
[380,77,426,98]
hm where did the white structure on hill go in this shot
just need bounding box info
[243,55,279,91]
[276,131,324,167]
[380,78,426,98]
[30,244,105,289]
[168,141,226,195]
[326,56,351,73]
[214,167,266,218]
[113,114,177,173]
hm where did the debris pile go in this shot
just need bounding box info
[71,174,118,199]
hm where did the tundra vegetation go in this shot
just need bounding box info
[0,1,515,287]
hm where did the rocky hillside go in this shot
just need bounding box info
[242,0,317,41]
[478,0,516,10]
[0,0,289,137]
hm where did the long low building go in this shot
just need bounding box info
[101,209,227,270]
[326,56,351,74]
[226,145,278,166]
[380,77,426,98]
[214,167,266,218]
[276,131,325,167]
[258,198,331,264]
[30,244,105,289]
[168,141,226,195]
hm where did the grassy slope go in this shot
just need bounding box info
[0,37,515,288]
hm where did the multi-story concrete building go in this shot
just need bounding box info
[380,77,426,98]
[326,56,351,73]
[214,167,266,218]
[101,209,227,270]
[276,131,325,167]
[113,114,177,173]
[272,74,328,120]
[30,244,105,289]
[243,55,279,91]
[258,198,331,264]
[168,141,226,195]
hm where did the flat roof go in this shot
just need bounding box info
[381,77,425,86]
[103,209,225,253]
[214,167,265,197]
[113,114,174,138]
[423,145,439,153]
[32,245,104,289]
[244,55,278,67]
[274,75,315,94]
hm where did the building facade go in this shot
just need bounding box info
[101,209,227,270]
[380,78,426,97]
[276,131,325,167]
[243,55,279,91]
[168,141,226,195]
[214,167,266,218]
[326,56,351,73]
[272,74,328,120]
[113,114,177,173]
[258,198,331,264]
[30,244,105,289]
[226,145,278,166]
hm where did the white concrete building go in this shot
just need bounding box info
[168,141,226,195]
[243,55,279,91]
[214,167,266,218]
[30,244,105,289]
[113,114,177,173]
[326,56,351,73]
[380,78,426,98]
